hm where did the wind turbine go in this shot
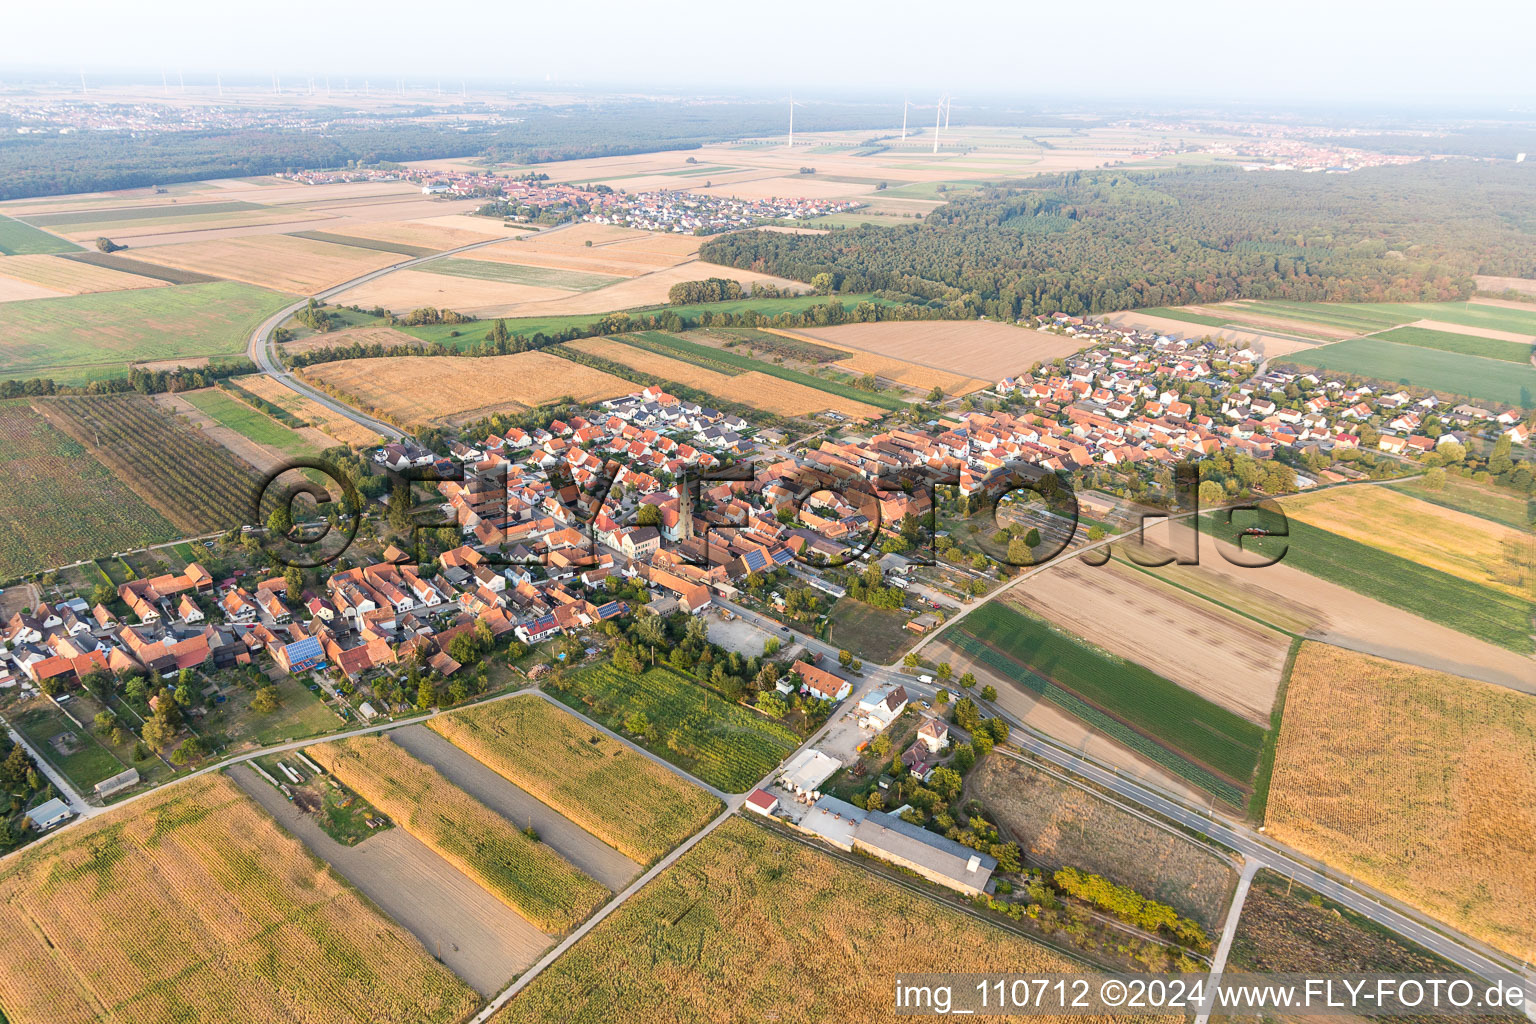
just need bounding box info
[216,72,223,97]
[786,93,804,149]
[944,95,952,131]
[178,69,185,93]
[162,69,169,95]
[901,95,909,140]
[932,94,944,154]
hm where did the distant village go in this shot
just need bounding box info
[279,164,864,232]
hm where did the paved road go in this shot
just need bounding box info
[1194,858,1262,1024]
[244,222,582,443]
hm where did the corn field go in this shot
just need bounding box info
[0,774,478,1024]
[307,735,608,933]
[1267,643,1536,962]
[430,696,721,865]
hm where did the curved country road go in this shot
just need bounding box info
[246,222,583,443]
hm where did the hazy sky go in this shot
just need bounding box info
[5,0,1534,108]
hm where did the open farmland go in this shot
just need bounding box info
[232,373,381,446]
[1136,520,1536,693]
[307,734,608,933]
[1005,558,1290,723]
[789,320,1090,380]
[424,257,625,291]
[1279,486,1535,600]
[37,394,262,533]
[943,602,1265,806]
[1233,514,1534,654]
[634,330,904,411]
[803,344,989,395]
[177,388,326,460]
[1371,324,1534,363]
[17,199,305,240]
[1275,337,1536,407]
[494,816,1131,1024]
[0,280,290,384]
[0,214,76,255]
[0,253,167,295]
[328,267,571,313]
[0,774,479,1024]
[300,351,632,427]
[968,755,1237,929]
[1387,474,1534,531]
[560,337,886,419]
[1099,310,1325,357]
[0,399,176,580]
[230,764,548,997]
[127,234,400,293]
[547,664,799,793]
[429,695,721,864]
[279,323,422,357]
[1266,644,1536,962]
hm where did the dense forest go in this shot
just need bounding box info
[699,161,1536,318]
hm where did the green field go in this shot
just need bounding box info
[1223,515,1535,654]
[286,230,435,258]
[1136,306,1231,327]
[1372,325,1534,363]
[0,399,177,581]
[0,281,291,383]
[0,215,76,255]
[947,602,1265,799]
[1276,337,1536,407]
[1230,300,1415,332]
[424,258,624,291]
[398,291,899,348]
[547,665,798,793]
[20,200,266,229]
[1386,475,1534,530]
[654,164,736,176]
[1359,301,1536,336]
[12,703,127,792]
[179,388,322,456]
[633,330,910,411]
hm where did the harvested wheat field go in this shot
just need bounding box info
[232,374,381,446]
[1267,643,1536,961]
[129,234,400,294]
[1098,311,1322,358]
[0,274,66,302]
[430,695,721,865]
[494,815,1136,1024]
[1007,558,1290,724]
[1475,275,1536,299]
[332,267,569,313]
[0,253,167,295]
[319,216,503,251]
[504,263,805,319]
[1280,487,1535,599]
[567,336,737,391]
[1407,318,1534,343]
[559,340,882,419]
[279,323,423,356]
[791,320,1090,380]
[308,734,609,933]
[765,329,987,395]
[302,351,632,426]
[0,773,478,1024]
[968,755,1237,929]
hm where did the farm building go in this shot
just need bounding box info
[852,811,997,896]
[744,789,779,817]
[94,767,140,800]
[778,747,840,796]
[797,795,867,850]
[27,797,73,832]
[857,685,908,731]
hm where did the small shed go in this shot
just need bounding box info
[28,797,73,832]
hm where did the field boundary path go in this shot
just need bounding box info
[246,221,584,443]
[1192,858,1262,1024]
